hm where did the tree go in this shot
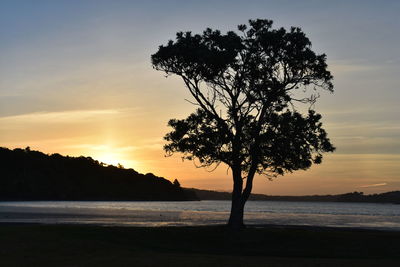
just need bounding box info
[173,179,181,187]
[151,19,335,229]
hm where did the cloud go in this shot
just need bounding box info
[329,60,379,75]
[0,109,121,123]
[360,183,387,188]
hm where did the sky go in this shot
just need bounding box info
[1,0,399,195]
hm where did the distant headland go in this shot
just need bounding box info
[188,188,400,204]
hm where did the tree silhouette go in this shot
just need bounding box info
[152,19,335,229]
[173,179,181,187]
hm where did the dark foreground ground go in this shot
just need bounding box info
[1,224,400,267]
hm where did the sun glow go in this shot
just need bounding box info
[95,152,123,167]
[91,149,142,171]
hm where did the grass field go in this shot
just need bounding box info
[1,224,400,266]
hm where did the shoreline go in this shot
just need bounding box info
[3,198,399,206]
[1,209,400,231]
[1,221,400,233]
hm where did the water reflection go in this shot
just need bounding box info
[0,201,399,230]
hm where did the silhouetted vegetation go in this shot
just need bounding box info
[152,19,335,228]
[0,147,198,201]
[185,188,400,204]
[3,146,395,203]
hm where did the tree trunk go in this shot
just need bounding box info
[228,196,245,229]
[228,167,256,230]
[228,168,245,229]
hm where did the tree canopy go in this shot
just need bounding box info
[152,19,335,228]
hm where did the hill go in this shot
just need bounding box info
[1,146,398,204]
[185,188,400,204]
[0,147,198,201]
[184,188,271,201]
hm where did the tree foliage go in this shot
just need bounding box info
[152,19,334,179]
[152,19,335,227]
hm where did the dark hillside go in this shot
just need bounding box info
[0,147,198,201]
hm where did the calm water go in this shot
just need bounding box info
[1,200,400,230]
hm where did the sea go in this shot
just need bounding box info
[1,200,400,230]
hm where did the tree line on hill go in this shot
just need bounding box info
[0,147,198,201]
[186,188,400,204]
[1,147,398,204]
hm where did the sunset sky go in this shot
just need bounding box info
[1,0,399,195]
